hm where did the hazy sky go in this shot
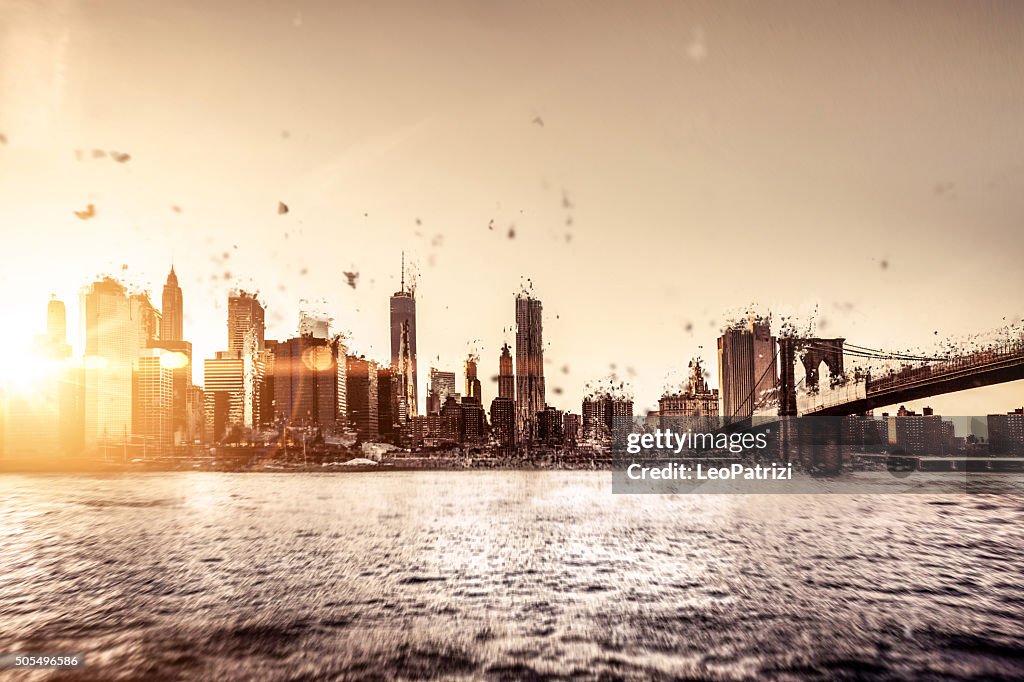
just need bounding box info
[2,0,1023,415]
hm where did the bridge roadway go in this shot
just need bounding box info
[802,347,1024,416]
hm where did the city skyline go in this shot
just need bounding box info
[5,259,1024,422]
[2,1,1024,415]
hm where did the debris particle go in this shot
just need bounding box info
[91,149,107,159]
[488,219,494,230]
[562,191,573,209]
[565,234,572,243]
[562,365,570,374]
[343,271,359,289]
[110,151,131,163]
[553,387,563,395]
[532,116,544,127]
[415,218,422,225]
[74,203,96,220]
[300,267,308,275]
[0,133,6,145]
[171,205,182,213]
[278,201,289,215]
[508,226,516,239]
[880,259,889,270]
[282,130,290,139]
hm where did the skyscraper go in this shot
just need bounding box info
[717,317,777,418]
[133,348,175,452]
[346,355,379,442]
[44,296,71,358]
[515,292,545,443]
[465,355,482,402]
[497,343,514,400]
[160,265,184,341]
[389,254,418,416]
[81,278,136,448]
[203,351,249,442]
[429,368,457,403]
[228,291,265,354]
[271,335,347,429]
[489,396,515,454]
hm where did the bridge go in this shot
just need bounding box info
[746,325,1024,418]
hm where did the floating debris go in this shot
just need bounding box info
[508,226,516,239]
[171,205,182,213]
[532,116,544,127]
[91,149,107,159]
[343,271,359,289]
[278,201,289,215]
[74,203,96,220]
[0,133,6,145]
[110,151,131,163]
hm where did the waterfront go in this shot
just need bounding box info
[1,471,1023,680]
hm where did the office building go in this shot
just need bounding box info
[718,317,777,418]
[390,255,418,416]
[346,356,379,441]
[515,292,545,442]
[228,290,265,354]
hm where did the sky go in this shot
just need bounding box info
[1,0,1023,416]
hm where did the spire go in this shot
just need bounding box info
[401,251,405,293]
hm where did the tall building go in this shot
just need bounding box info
[497,343,514,400]
[160,265,184,341]
[489,396,515,453]
[147,339,192,445]
[459,396,486,444]
[36,296,72,359]
[717,317,777,418]
[429,368,458,403]
[130,292,161,347]
[298,311,330,339]
[5,298,79,457]
[396,321,416,421]
[465,355,482,402]
[271,336,347,429]
[81,278,136,449]
[538,406,564,446]
[659,357,719,428]
[346,356,379,442]
[228,291,265,354]
[563,412,581,449]
[515,292,545,442]
[377,366,401,442]
[203,351,249,443]
[133,348,175,453]
[582,394,634,442]
[390,255,418,416]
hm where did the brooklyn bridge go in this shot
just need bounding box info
[746,324,1024,418]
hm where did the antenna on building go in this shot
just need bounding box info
[401,251,405,293]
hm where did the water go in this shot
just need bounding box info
[1,471,1022,680]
